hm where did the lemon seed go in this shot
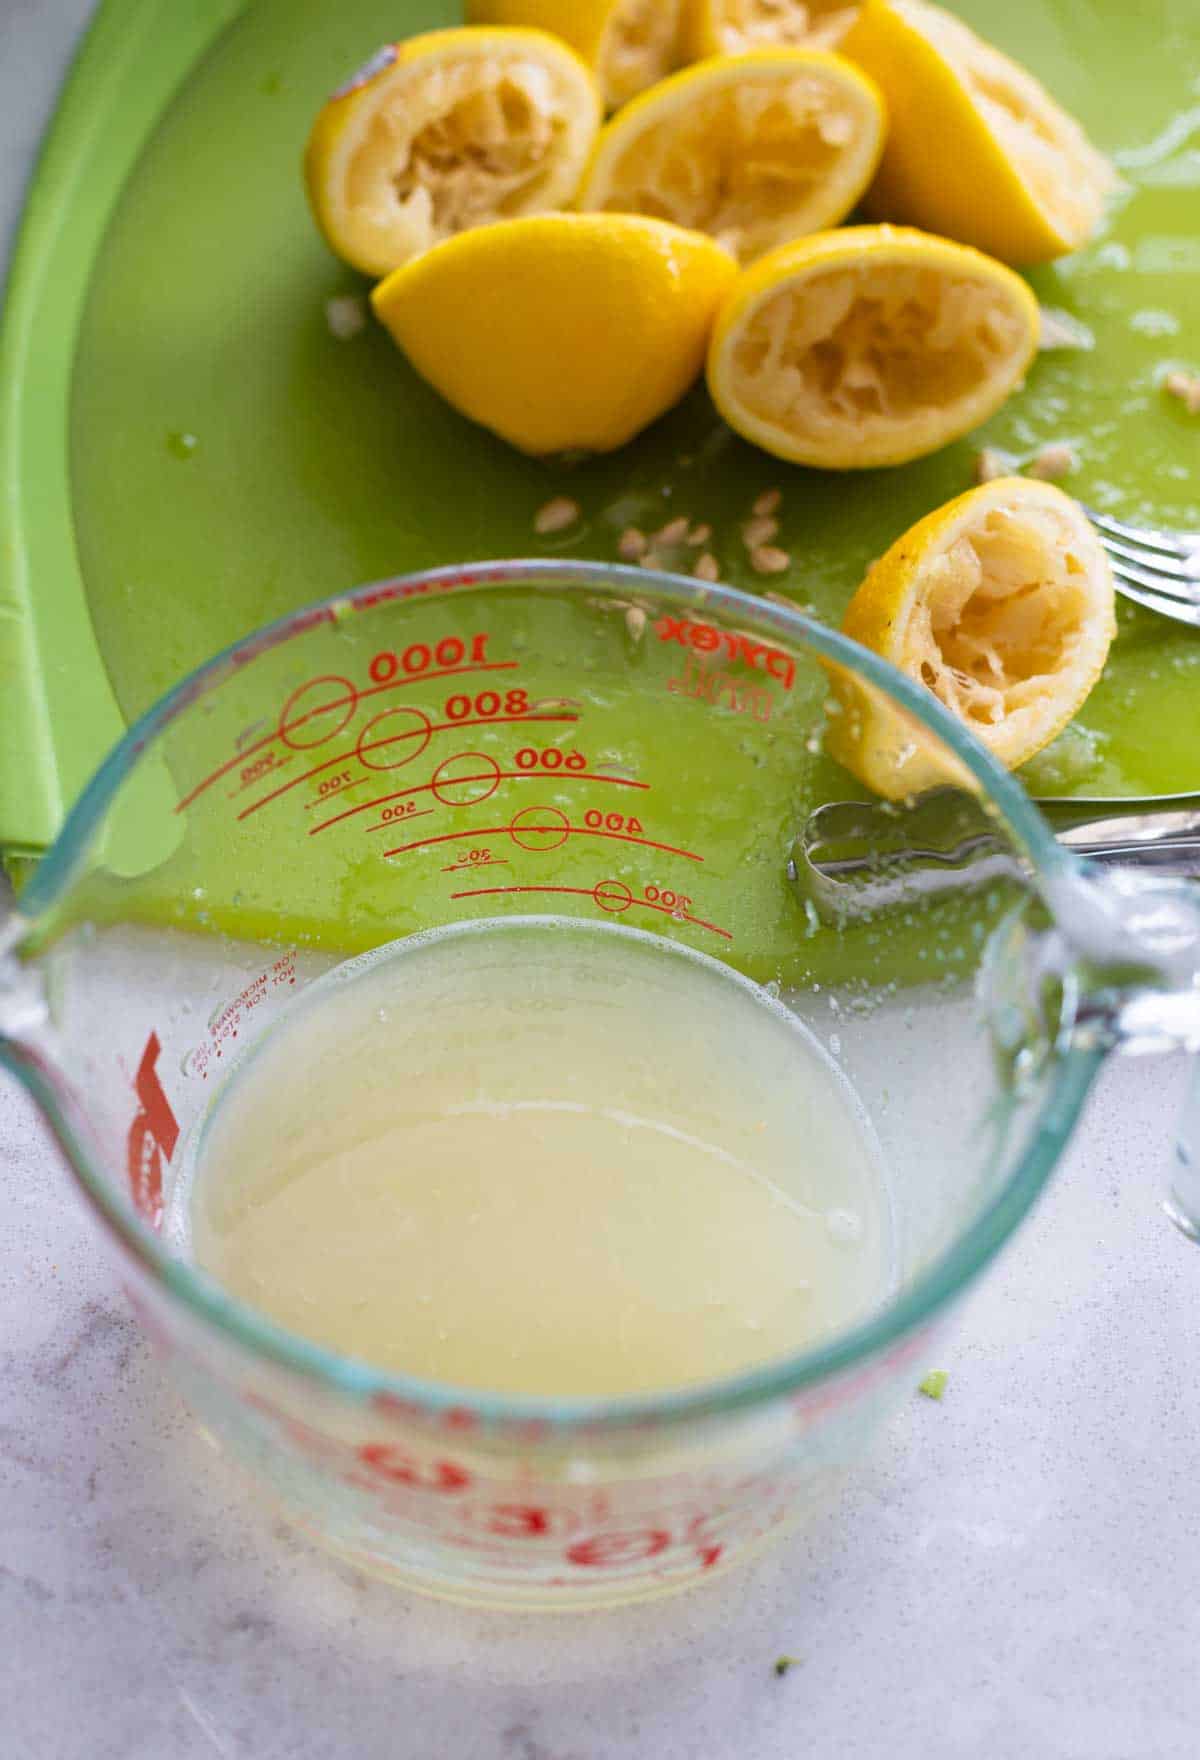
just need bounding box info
[1027,442,1078,481]
[1164,370,1200,415]
[742,515,779,548]
[751,546,790,575]
[534,496,581,535]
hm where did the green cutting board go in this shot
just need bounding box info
[3,0,1199,858]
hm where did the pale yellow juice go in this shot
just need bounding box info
[179,919,891,1397]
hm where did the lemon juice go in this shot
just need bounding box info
[178,918,891,1397]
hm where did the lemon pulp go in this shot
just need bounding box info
[304,29,601,276]
[708,226,1040,468]
[177,918,891,1398]
[829,478,1117,797]
[467,0,683,109]
[600,0,685,105]
[577,51,885,263]
[684,0,861,57]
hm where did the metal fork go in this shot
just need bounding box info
[792,789,1200,922]
[1085,506,1200,627]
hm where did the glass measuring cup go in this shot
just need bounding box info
[2,561,1198,1608]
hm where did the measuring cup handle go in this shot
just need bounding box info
[985,860,1200,1241]
[1052,864,1200,1241]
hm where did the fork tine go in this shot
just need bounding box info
[1108,556,1200,606]
[1099,532,1200,583]
[1084,506,1200,559]
[1111,570,1200,627]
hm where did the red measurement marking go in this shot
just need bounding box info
[565,1530,671,1569]
[278,675,358,751]
[450,885,732,940]
[355,705,433,773]
[239,714,576,821]
[356,1444,471,1493]
[441,856,510,873]
[229,754,294,799]
[125,1032,180,1229]
[312,769,647,837]
[301,708,436,801]
[176,661,519,811]
[509,804,569,851]
[384,821,702,862]
[430,751,503,809]
[592,879,633,912]
[484,1505,553,1539]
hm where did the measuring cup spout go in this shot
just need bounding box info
[0,908,86,1172]
[0,909,43,1038]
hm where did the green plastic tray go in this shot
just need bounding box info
[2,0,1198,859]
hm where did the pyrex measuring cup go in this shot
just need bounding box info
[3,561,1198,1608]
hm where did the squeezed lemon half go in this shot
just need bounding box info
[304,28,601,276]
[682,0,861,59]
[467,0,684,108]
[371,213,738,455]
[827,478,1117,799]
[842,0,1115,264]
[577,50,885,264]
[707,224,1040,469]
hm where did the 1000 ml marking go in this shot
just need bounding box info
[369,634,491,684]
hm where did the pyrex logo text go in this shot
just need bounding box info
[654,617,796,690]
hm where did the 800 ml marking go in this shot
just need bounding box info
[446,689,530,720]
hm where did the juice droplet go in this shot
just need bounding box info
[826,1208,863,1247]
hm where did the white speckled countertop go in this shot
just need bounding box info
[3,9,1200,1757]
